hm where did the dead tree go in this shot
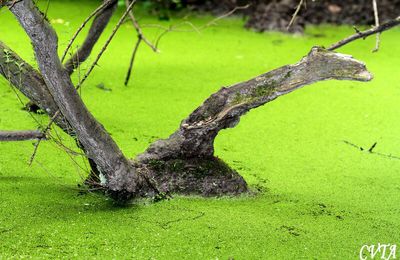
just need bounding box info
[1,0,396,203]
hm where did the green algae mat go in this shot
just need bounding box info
[0,1,400,259]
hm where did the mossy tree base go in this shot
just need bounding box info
[135,157,248,197]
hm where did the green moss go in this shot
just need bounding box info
[231,92,246,104]
[148,159,166,172]
[187,158,234,177]
[0,1,400,259]
[250,80,277,99]
[169,159,185,172]
[284,70,292,79]
[231,81,277,106]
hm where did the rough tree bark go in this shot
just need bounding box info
[1,0,119,186]
[9,0,148,201]
[1,0,375,202]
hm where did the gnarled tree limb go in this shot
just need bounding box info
[10,0,146,199]
[138,47,372,162]
[25,0,118,111]
[0,1,380,200]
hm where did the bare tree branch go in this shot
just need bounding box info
[24,0,118,113]
[0,41,73,133]
[125,0,158,52]
[328,15,400,51]
[10,0,145,199]
[141,4,250,49]
[372,0,381,52]
[63,0,118,74]
[138,47,372,162]
[75,0,137,89]
[287,0,304,30]
[124,36,142,86]
[123,0,159,86]
[61,0,115,62]
[0,130,45,141]
[28,110,61,165]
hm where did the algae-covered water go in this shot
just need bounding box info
[1,1,400,258]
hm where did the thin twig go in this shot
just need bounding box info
[124,36,142,86]
[29,110,60,165]
[123,4,249,86]
[372,0,380,52]
[198,4,250,30]
[124,0,158,52]
[75,0,137,90]
[287,0,304,30]
[342,140,400,161]
[152,4,250,49]
[61,0,114,62]
[328,15,400,51]
[123,0,158,86]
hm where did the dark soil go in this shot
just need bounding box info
[183,0,400,32]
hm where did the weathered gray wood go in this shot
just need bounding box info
[0,130,45,141]
[138,47,372,162]
[2,0,120,182]
[10,0,145,199]
[1,0,376,201]
[0,42,72,134]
